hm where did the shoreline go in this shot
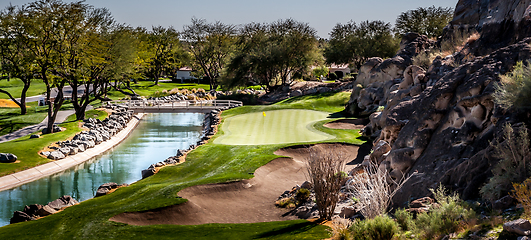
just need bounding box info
[0,113,145,192]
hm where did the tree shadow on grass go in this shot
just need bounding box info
[252,221,323,239]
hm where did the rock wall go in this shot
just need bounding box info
[346,0,531,206]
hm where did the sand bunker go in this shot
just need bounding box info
[323,118,369,130]
[110,143,361,226]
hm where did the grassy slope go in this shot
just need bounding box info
[106,81,211,99]
[0,110,108,177]
[0,91,363,239]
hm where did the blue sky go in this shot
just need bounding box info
[1,0,458,38]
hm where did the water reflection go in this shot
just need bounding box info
[0,113,204,226]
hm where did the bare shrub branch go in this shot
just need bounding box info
[347,162,414,219]
[306,146,347,221]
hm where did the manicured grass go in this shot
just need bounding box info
[0,109,108,177]
[0,91,363,239]
[0,105,47,136]
[106,81,212,99]
[0,79,46,100]
[216,109,334,145]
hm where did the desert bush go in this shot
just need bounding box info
[494,61,531,110]
[347,162,414,219]
[511,178,531,218]
[328,217,352,240]
[169,88,180,95]
[275,198,296,208]
[480,123,531,202]
[151,90,169,98]
[350,215,399,240]
[306,147,347,220]
[394,208,415,231]
[295,188,311,204]
[414,185,475,239]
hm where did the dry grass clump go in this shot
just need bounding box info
[328,217,352,240]
[494,61,531,110]
[347,163,414,219]
[511,178,531,218]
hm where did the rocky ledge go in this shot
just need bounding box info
[40,106,134,160]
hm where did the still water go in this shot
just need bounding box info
[0,113,204,226]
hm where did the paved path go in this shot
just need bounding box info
[0,113,144,192]
[0,106,93,144]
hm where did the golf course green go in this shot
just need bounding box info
[214,109,334,145]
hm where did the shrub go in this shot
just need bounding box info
[151,90,169,98]
[275,198,296,208]
[414,185,475,239]
[347,162,414,219]
[350,215,398,240]
[394,208,415,231]
[295,188,311,204]
[329,217,352,240]
[511,178,531,218]
[307,147,347,220]
[494,61,531,110]
[480,123,530,202]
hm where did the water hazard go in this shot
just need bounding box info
[0,113,204,226]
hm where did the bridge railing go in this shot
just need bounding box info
[105,99,243,111]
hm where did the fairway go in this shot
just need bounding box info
[214,109,334,145]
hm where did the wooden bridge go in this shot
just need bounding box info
[106,99,243,113]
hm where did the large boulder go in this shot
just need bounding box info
[504,219,531,236]
[47,195,79,210]
[10,211,35,224]
[47,151,65,160]
[0,153,17,163]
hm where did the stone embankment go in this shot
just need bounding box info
[0,106,143,192]
[41,107,134,160]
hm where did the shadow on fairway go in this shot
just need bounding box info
[252,221,322,239]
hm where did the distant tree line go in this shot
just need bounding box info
[0,0,453,132]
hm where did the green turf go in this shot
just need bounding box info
[0,91,365,239]
[216,109,334,145]
[0,79,46,100]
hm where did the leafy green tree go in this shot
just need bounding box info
[22,0,70,133]
[182,18,237,90]
[0,4,35,115]
[144,26,187,86]
[395,6,453,38]
[324,20,399,68]
[224,19,320,91]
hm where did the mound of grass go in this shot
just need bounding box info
[215,109,334,145]
[0,109,107,177]
[0,91,364,239]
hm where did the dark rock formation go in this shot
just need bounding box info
[10,195,77,224]
[0,153,17,163]
[345,0,531,207]
[95,182,128,197]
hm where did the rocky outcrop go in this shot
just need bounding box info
[10,195,77,224]
[260,81,355,103]
[345,33,435,116]
[42,106,134,161]
[447,0,531,56]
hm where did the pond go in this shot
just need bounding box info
[0,113,204,226]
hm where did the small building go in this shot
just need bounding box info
[328,64,351,79]
[175,67,195,83]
